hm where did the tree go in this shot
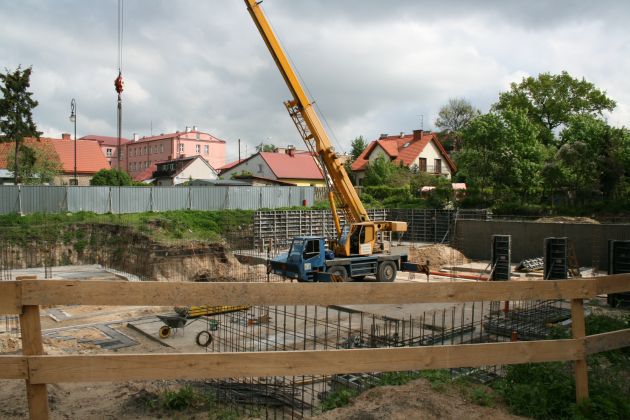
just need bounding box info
[435,98,480,151]
[0,66,41,183]
[256,143,277,153]
[457,109,546,205]
[90,169,134,186]
[362,156,398,187]
[350,136,367,161]
[544,115,630,203]
[493,71,616,146]
[6,143,61,184]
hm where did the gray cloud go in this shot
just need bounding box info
[1,0,628,163]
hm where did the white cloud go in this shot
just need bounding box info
[1,0,629,157]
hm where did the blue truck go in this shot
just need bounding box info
[269,236,428,282]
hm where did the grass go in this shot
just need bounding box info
[491,313,630,419]
[142,385,244,419]
[0,210,255,245]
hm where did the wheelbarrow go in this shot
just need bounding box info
[157,314,189,338]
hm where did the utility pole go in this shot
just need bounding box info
[238,138,241,161]
[69,99,77,184]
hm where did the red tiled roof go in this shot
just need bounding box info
[351,132,456,173]
[80,135,131,146]
[49,139,111,174]
[259,151,323,180]
[0,137,110,175]
[133,164,157,182]
[218,159,244,172]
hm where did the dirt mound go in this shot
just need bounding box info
[315,378,523,420]
[535,216,599,224]
[0,335,100,354]
[408,244,469,269]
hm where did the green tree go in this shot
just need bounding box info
[0,66,41,183]
[434,98,480,151]
[544,115,630,204]
[493,71,616,146]
[90,168,134,186]
[6,143,61,184]
[457,109,546,205]
[362,156,398,187]
[350,136,368,161]
[256,143,277,153]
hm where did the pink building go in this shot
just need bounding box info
[122,128,226,177]
[79,134,131,169]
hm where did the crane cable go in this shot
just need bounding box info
[114,0,124,171]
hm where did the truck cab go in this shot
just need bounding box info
[270,236,328,282]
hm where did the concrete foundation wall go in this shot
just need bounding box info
[455,220,630,270]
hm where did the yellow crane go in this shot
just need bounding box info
[245,0,407,259]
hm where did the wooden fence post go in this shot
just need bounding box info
[17,277,49,420]
[571,298,589,403]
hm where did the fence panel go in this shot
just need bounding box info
[190,186,228,210]
[152,187,189,212]
[111,187,151,214]
[21,186,67,214]
[67,186,110,213]
[228,186,259,210]
[0,186,20,214]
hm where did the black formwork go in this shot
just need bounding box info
[608,240,630,307]
[544,237,568,280]
[490,235,511,281]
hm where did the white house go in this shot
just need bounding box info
[351,130,456,185]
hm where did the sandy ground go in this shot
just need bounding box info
[314,378,525,420]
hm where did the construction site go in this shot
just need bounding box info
[1,1,630,419]
[1,208,629,419]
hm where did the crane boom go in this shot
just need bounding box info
[245,0,406,257]
[245,0,368,227]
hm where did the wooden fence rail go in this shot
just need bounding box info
[1,275,629,420]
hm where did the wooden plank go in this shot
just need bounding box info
[585,329,630,355]
[19,304,49,420]
[571,299,589,403]
[0,356,28,379]
[20,278,604,307]
[28,339,582,384]
[594,273,630,294]
[0,282,20,314]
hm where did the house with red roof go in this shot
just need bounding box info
[0,136,110,185]
[351,130,456,185]
[219,147,325,186]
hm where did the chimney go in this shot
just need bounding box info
[133,133,139,142]
[62,133,71,140]
[286,145,295,157]
[192,125,198,132]
[185,126,190,132]
[400,132,405,138]
[413,129,423,141]
[379,133,389,139]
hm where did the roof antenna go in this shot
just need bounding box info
[114,0,125,170]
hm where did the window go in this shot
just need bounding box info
[204,145,209,155]
[160,144,164,153]
[196,144,201,153]
[195,133,200,140]
[133,148,137,156]
[120,153,124,160]
[434,159,442,174]
[402,142,410,148]
[143,147,147,155]
[131,162,136,171]
[302,239,320,260]
[258,164,263,173]
[106,148,112,157]
[418,158,427,172]
[179,144,184,153]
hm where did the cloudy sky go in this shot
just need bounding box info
[2,0,629,163]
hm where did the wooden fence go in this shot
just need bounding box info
[1,276,630,419]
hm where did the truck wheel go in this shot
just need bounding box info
[377,261,397,282]
[328,266,349,282]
